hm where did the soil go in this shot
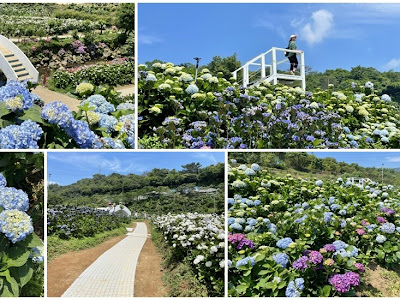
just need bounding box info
[134,221,167,297]
[47,224,135,297]
[115,84,135,96]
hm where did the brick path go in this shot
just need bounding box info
[62,222,147,297]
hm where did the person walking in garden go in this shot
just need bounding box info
[287,34,300,75]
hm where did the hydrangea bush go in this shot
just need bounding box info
[48,205,131,239]
[0,81,135,149]
[152,212,225,296]
[138,63,400,149]
[227,162,400,296]
[0,173,43,296]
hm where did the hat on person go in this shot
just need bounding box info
[290,34,297,38]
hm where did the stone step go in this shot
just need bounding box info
[18,75,31,81]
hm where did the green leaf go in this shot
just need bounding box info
[0,270,19,297]
[5,246,30,268]
[10,260,33,288]
[19,105,46,124]
[17,233,42,248]
[321,285,331,297]
[235,284,248,295]
[377,250,385,260]
[0,102,11,120]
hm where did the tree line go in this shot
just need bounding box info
[48,162,224,210]
[230,152,400,186]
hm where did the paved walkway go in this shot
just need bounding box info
[115,84,134,97]
[62,223,148,297]
[33,86,81,112]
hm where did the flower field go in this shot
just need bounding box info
[52,59,134,90]
[228,162,400,296]
[138,63,400,149]
[152,212,225,296]
[48,206,130,239]
[0,81,135,149]
[0,154,44,297]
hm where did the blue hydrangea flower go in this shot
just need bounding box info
[341,219,347,228]
[273,252,289,268]
[229,223,243,231]
[64,119,98,149]
[31,246,44,263]
[98,114,118,133]
[330,204,340,211]
[0,81,33,110]
[324,212,334,223]
[376,234,387,243]
[269,223,277,234]
[316,180,323,187]
[0,120,43,149]
[276,237,293,249]
[236,256,255,268]
[116,103,135,110]
[333,240,347,250]
[251,163,260,171]
[244,168,256,176]
[285,278,305,297]
[253,200,261,206]
[145,73,157,82]
[0,187,29,211]
[81,95,115,114]
[338,210,347,216]
[381,223,395,234]
[100,137,126,149]
[0,209,33,243]
[0,174,6,187]
[42,101,74,127]
[185,84,199,95]
[228,217,235,225]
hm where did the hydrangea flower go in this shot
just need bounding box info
[244,168,256,176]
[376,234,387,243]
[98,114,118,133]
[276,237,293,249]
[354,262,365,272]
[185,84,199,95]
[31,246,44,263]
[116,103,135,110]
[293,256,308,271]
[236,256,255,268]
[0,187,29,211]
[285,278,305,297]
[273,252,289,268]
[308,251,323,264]
[0,173,6,187]
[0,209,33,243]
[0,120,43,149]
[251,163,260,171]
[0,81,33,110]
[81,95,115,114]
[381,222,395,234]
[316,180,323,187]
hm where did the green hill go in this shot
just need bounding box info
[48,162,225,214]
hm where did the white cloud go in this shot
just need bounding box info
[138,34,162,45]
[385,156,400,163]
[49,153,143,174]
[383,58,400,71]
[300,9,333,46]
[192,153,218,165]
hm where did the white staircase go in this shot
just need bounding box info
[232,47,306,90]
[0,35,39,83]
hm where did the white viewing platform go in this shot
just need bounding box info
[232,47,306,90]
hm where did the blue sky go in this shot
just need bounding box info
[311,152,400,169]
[47,152,225,185]
[139,3,400,72]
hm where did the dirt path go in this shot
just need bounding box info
[47,224,136,297]
[33,86,81,111]
[134,221,167,297]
